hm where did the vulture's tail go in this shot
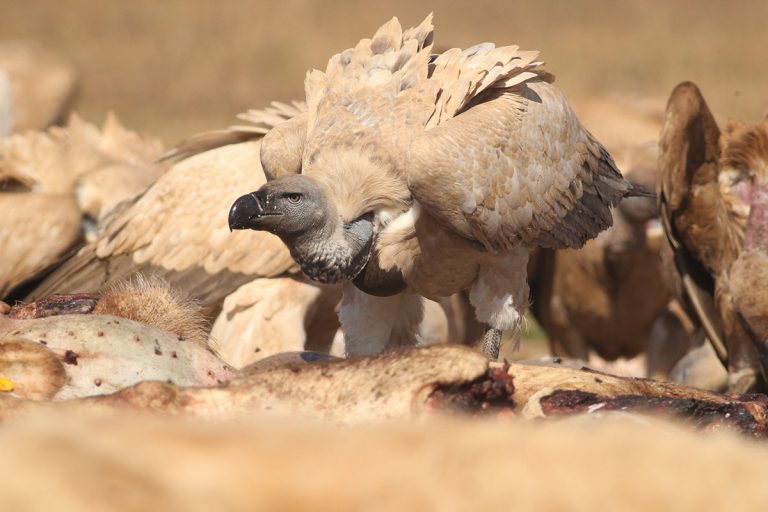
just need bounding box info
[625,183,656,199]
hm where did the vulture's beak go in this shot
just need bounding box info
[228,191,266,231]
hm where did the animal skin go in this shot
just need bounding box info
[228,15,640,359]
[658,81,768,392]
[0,279,236,400]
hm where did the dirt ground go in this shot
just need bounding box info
[2,0,766,143]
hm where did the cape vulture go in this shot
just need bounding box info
[228,15,645,359]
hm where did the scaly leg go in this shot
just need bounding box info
[482,325,502,360]
[470,246,529,361]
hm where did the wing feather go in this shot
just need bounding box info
[27,139,298,308]
[160,101,307,163]
[407,80,629,252]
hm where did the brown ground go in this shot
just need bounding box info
[2,0,766,143]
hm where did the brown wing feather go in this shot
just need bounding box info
[160,101,307,164]
[26,139,297,313]
[407,80,629,252]
[658,82,733,274]
[260,112,307,180]
[26,99,310,304]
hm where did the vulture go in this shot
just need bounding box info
[228,15,643,359]
[658,81,768,392]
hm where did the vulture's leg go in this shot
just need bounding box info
[669,329,728,391]
[338,283,424,357]
[482,326,502,360]
[470,246,530,360]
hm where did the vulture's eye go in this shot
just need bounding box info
[286,193,302,204]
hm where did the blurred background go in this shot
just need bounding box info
[2,0,767,143]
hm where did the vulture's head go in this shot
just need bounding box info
[229,174,403,293]
[228,175,332,236]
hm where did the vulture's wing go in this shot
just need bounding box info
[407,79,630,252]
[300,16,436,167]
[161,101,306,164]
[661,83,768,374]
[657,81,729,363]
[24,109,301,311]
[658,82,735,274]
[0,113,163,197]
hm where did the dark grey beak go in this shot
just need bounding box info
[228,192,264,231]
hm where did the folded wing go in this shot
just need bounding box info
[407,80,630,252]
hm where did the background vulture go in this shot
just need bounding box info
[658,81,768,392]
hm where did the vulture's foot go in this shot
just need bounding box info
[482,326,502,360]
[728,368,758,394]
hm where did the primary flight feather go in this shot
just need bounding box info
[228,15,640,358]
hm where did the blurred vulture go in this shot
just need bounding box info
[228,15,643,359]
[0,114,163,297]
[0,41,77,132]
[570,94,665,158]
[658,81,768,392]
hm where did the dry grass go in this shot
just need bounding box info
[1,0,767,143]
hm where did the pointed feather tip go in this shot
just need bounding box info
[626,183,656,199]
[411,12,434,32]
[405,13,435,45]
[373,17,403,40]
